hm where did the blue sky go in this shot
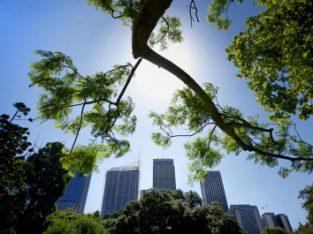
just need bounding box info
[1,0,312,229]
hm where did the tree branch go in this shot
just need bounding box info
[189,0,200,27]
[164,121,214,139]
[116,58,142,105]
[131,0,313,163]
[69,98,86,155]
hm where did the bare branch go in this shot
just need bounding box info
[207,125,217,150]
[293,124,313,148]
[69,98,86,155]
[162,121,214,139]
[116,58,142,105]
[189,0,200,27]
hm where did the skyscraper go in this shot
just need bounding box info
[276,214,293,232]
[101,162,139,217]
[262,212,293,232]
[200,170,228,212]
[262,212,278,228]
[229,205,264,234]
[153,159,176,190]
[55,173,91,213]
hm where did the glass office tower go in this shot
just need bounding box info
[153,159,176,190]
[101,162,139,216]
[56,173,91,213]
[229,204,264,234]
[200,170,228,212]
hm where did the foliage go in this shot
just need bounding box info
[17,142,70,234]
[28,0,313,180]
[226,0,313,120]
[150,85,312,180]
[44,210,107,234]
[0,104,32,232]
[261,227,291,234]
[0,104,69,234]
[297,184,313,233]
[29,49,138,173]
[207,0,244,30]
[104,189,244,234]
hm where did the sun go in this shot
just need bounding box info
[129,43,195,108]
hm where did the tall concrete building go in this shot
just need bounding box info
[262,212,278,228]
[229,205,264,234]
[153,159,176,190]
[276,214,293,232]
[262,212,293,232]
[101,162,139,217]
[200,170,228,212]
[56,173,91,213]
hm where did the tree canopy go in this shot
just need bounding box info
[297,183,313,234]
[103,189,244,234]
[44,210,107,234]
[261,227,291,234]
[225,0,313,121]
[0,104,69,234]
[28,0,313,180]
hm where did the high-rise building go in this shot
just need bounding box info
[276,214,293,232]
[200,170,228,212]
[262,212,278,228]
[229,204,264,234]
[153,159,176,190]
[262,212,293,232]
[56,173,91,213]
[101,162,139,217]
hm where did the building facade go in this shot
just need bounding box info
[153,159,176,190]
[276,214,293,232]
[55,173,91,213]
[262,212,293,232]
[229,205,264,234]
[262,212,278,228]
[101,162,139,217]
[200,170,228,212]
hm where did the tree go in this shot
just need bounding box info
[261,227,291,234]
[297,184,313,234]
[103,189,244,234]
[0,104,69,234]
[0,103,32,233]
[16,142,70,234]
[28,0,313,180]
[224,0,313,121]
[44,210,107,234]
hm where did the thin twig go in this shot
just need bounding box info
[166,122,214,139]
[293,124,313,148]
[189,0,200,27]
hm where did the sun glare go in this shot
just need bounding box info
[129,44,195,107]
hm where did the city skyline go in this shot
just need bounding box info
[1,0,311,229]
[54,159,295,233]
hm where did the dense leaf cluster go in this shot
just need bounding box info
[297,184,313,234]
[29,50,137,174]
[0,105,69,234]
[44,210,107,234]
[104,189,244,234]
[226,0,313,120]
